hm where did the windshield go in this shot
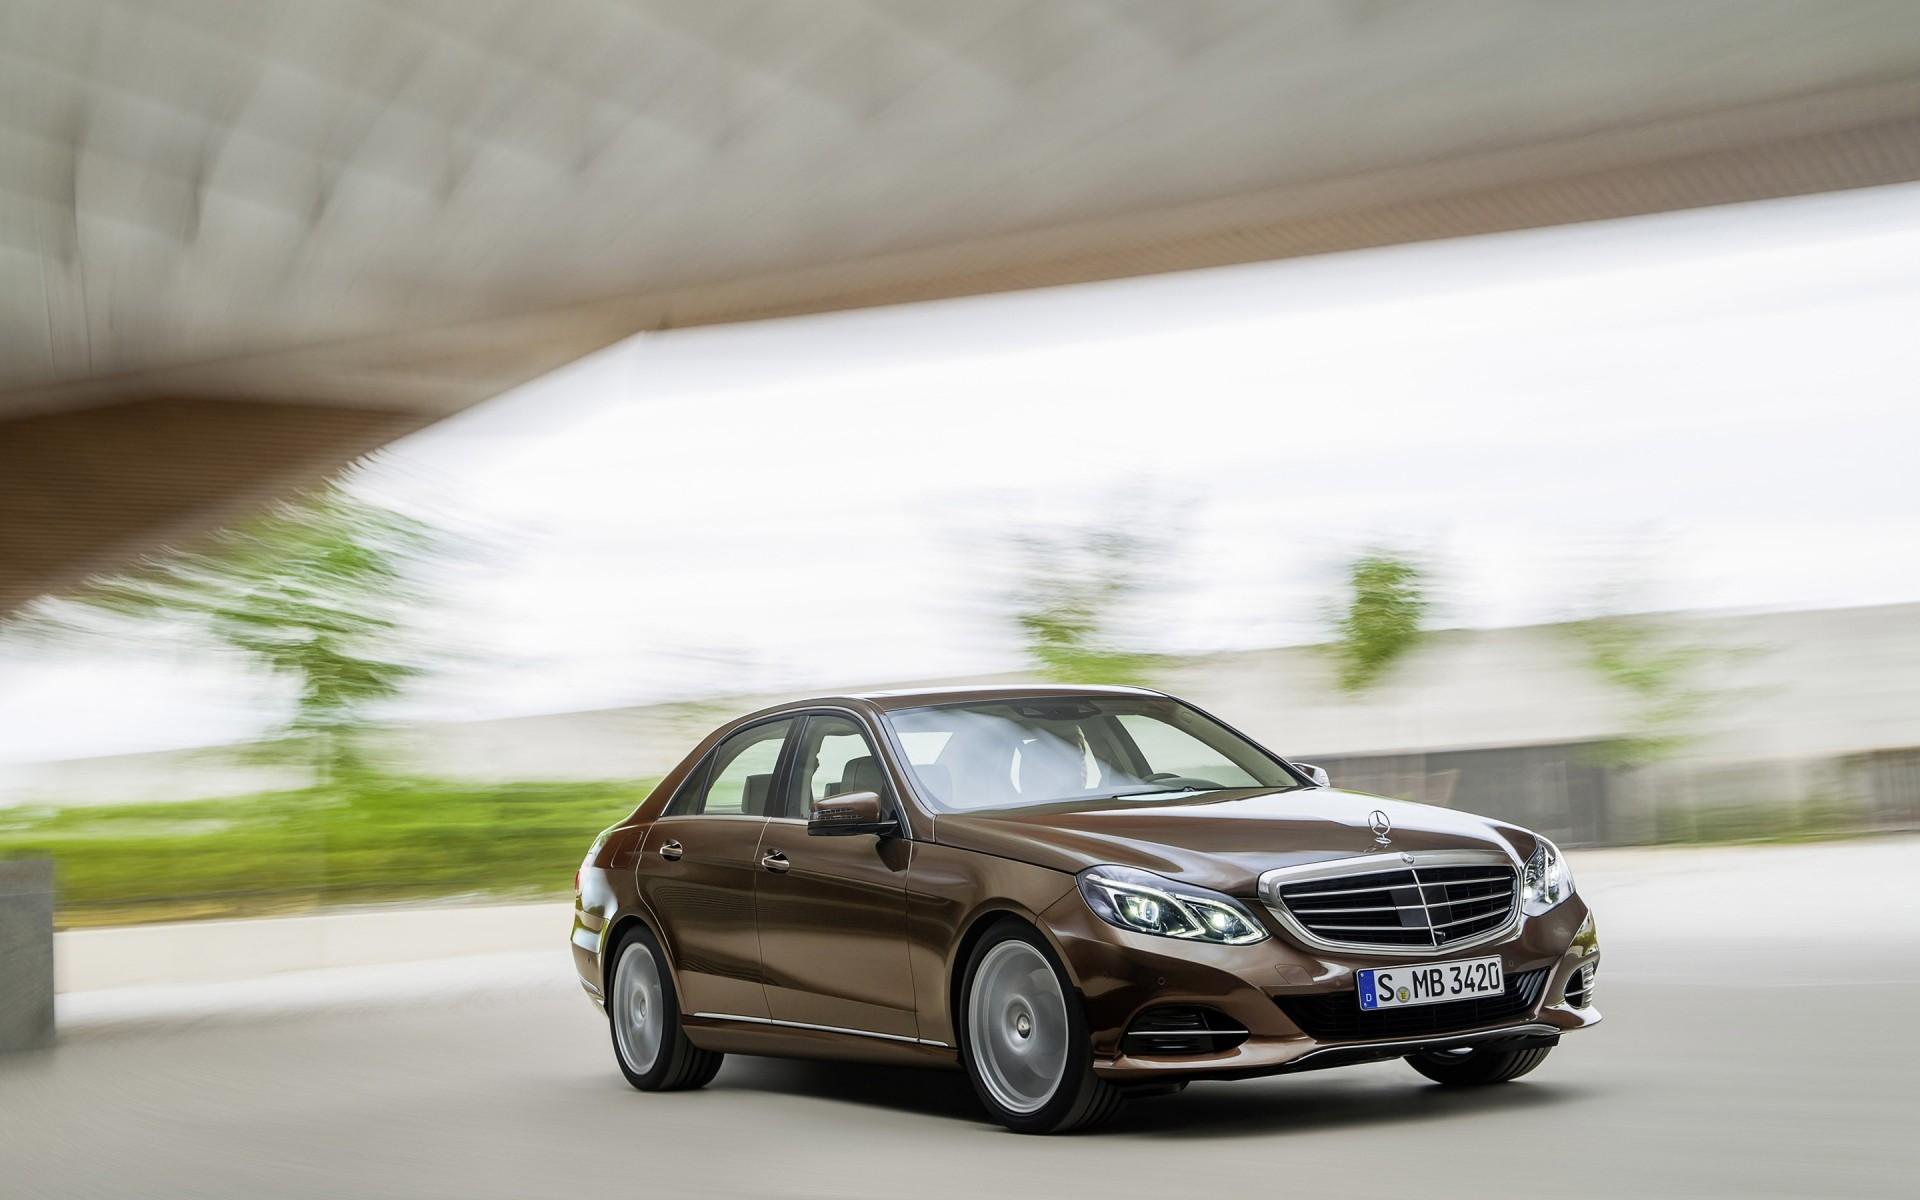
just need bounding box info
[882,696,1303,813]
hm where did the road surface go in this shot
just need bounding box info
[3,839,1916,1199]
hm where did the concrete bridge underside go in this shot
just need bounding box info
[6,0,1920,608]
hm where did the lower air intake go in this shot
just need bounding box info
[1122,1006,1249,1056]
[1564,962,1596,1009]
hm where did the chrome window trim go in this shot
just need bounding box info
[690,1011,950,1049]
[1257,849,1521,958]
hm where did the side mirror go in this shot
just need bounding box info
[807,791,898,837]
[1295,762,1331,788]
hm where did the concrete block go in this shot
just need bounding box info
[0,858,55,1052]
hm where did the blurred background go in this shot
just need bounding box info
[1,2,1917,1197]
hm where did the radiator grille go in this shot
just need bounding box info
[1268,861,1518,951]
[1276,968,1549,1041]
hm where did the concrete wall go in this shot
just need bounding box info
[7,604,1920,842]
[1164,603,1920,764]
[53,901,571,993]
[396,602,1920,841]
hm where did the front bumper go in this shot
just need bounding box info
[1040,888,1601,1082]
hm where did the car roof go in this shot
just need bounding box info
[785,683,1165,714]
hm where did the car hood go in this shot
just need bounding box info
[930,786,1534,896]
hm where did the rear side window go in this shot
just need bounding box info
[666,718,792,817]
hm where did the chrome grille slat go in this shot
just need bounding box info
[1308,923,1429,932]
[1278,883,1413,899]
[1262,853,1520,953]
[1287,904,1406,914]
[1313,902,1505,933]
[1430,908,1509,929]
[1415,873,1512,888]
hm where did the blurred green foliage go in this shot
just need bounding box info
[0,775,654,927]
[1008,503,1183,686]
[1567,614,1724,768]
[1329,549,1429,692]
[12,484,443,781]
[1011,537,1152,685]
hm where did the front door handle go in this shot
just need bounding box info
[761,850,790,873]
[659,840,683,861]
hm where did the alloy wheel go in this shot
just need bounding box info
[612,940,666,1076]
[967,939,1070,1114]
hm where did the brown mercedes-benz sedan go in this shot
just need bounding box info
[570,686,1600,1133]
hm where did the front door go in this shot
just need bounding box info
[754,712,918,1039]
[638,716,792,1020]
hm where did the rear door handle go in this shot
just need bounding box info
[659,840,683,861]
[761,850,790,873]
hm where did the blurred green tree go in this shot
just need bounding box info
[14,483,441,782]
[1328,549,1429,692]
[1009,511,1171,686]
[1566,613,1722,768]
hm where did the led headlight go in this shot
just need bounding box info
[1077,865,1268,945]
[1521,836,1574,916]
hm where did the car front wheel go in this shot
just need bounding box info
[608,926,723,1092]
[958,921,1123,1134]
[1406,1040,1553,1086]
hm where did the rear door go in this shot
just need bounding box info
[753,712,918,1039]
[639,716,793,1020]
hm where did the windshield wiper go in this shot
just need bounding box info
[1086,784,1224,802]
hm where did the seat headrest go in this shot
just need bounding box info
[742,773,772,816]
[1017,738,1085,800]
[838,756,887,796]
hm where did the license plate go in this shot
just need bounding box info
[1358,955,1504,1011]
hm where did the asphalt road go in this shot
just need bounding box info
[3,839,1916,1200]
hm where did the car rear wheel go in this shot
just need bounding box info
[608,926,723,1092]
[958,921,1123,1134]
[1406,1041,1553,1086]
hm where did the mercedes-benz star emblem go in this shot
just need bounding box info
[1369,809,1392,845]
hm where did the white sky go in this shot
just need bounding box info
[5,181,1920,764]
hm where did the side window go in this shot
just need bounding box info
[784,714,889,820]
[667,719,792,817]
[1114,713,1260,788]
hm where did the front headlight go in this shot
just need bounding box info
[1077,865,1269,945]
[1521,837,1574,915]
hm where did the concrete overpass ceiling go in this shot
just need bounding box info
[5,0,1920,418]
[4,1,1920,605]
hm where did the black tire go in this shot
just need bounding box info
[606,925,723,1092]
[957,921,1124,1134]
[1406,1041,1553,1086]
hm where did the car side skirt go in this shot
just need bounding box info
[679,1012,960,1068]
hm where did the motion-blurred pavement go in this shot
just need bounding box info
[2,838,1913,1199]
